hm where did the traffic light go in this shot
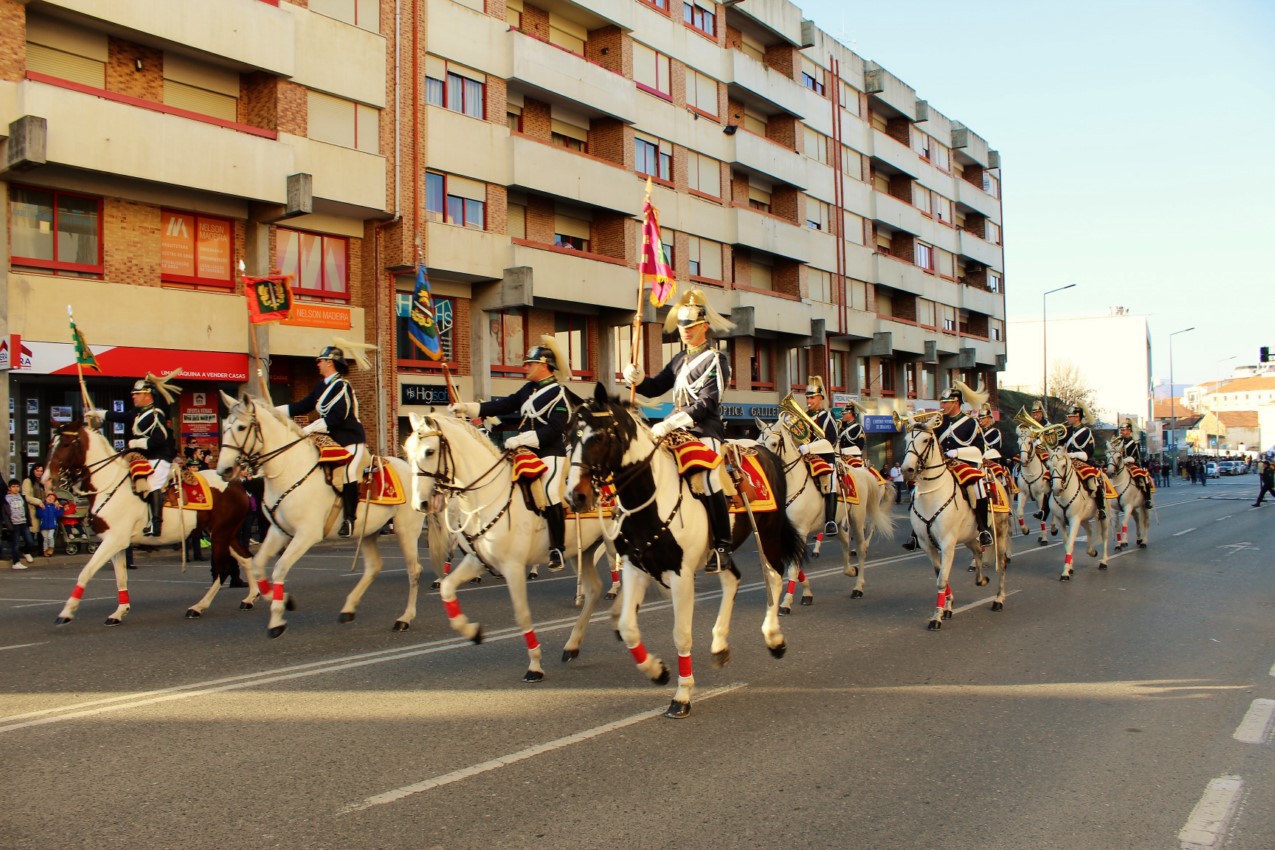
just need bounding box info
[1262,346,1270,363]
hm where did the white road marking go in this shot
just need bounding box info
[1179,774,1243,850]
[13,596,116,609]
[951,589,1021,615]
[1173,528,1196,537]
[339,682,747,814]
[0,642,46,652]
[1233,699,1275,744]
[1215,515,1232,522]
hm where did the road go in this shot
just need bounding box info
[1,473,1271,849]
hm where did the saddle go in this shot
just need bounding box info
[161,468,214,511]
[946,459,984,488]
[804,455,834,478]
[511,448,549,512]
[665,430,724,475]
[985,461,1019,495]
[123,451,152,481]
[358,461,406,506]
[311,434,354,466]
[842,455,889,486]
[834,461,861,505]
[722,445,777,515]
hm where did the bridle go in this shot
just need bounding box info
[408,417,521,547]
[48,426,136,522]
[219,401,308,479]
[903,426,961,550]
[761,423,815,507]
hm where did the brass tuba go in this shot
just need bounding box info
[1013,406,1066,448]
[778,393,823,446]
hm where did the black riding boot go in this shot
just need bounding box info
[145,490,164,537]
[339,482,359,538]
[544,503,566,572]
[1142,481,1153,509]
[1091,483,1106,520]
[976,497,992,547]
[902,531,920,551]
[823,492,839,536]
[705,491,734,574]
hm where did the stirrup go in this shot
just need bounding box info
[978,530,993,546]
[547,548,566,572]
[705,548,729,574]
[823,520,839,535]
[901,535,920,551]
[338,519,353,538]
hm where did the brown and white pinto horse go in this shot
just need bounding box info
[44,421,250,626]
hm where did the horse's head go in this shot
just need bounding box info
[216,389,255,478]
[565,383,638,513]
[899,422,938,483]
[756,416,783,455]
[46,421,90,493]
[404,411,444,513]
[1105,437,1123,475]
[1046,446,1071,484]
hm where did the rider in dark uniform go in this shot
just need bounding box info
[799,376,840,535]
[903,382,991,550]
[1062,402,1105,520]
[837,400,867,458]
[451,336,572,572]
[623,289,736,573]
[103,371,181,536]
[1117,419,1153,509]
[278,338,375,537]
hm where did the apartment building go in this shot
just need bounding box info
[1,0,1006,477]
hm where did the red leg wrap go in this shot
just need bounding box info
[937,592,947,608]
[678,654,693,678]
[610,571,620,582]
[629,643,648,665]
[797,570,806,582]
[71,584,85,600]
[272,583,285,602]
[786,580,796,595]
[443,598,461,619]
[443,561,451,575]
[815,532,824,544]
[523,630,539,651]
[1065,553,1073,565]
[257,579,272,597]
[118,590,130,605]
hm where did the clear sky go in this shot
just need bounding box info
[793,0,1275,386]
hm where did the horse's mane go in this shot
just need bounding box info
[246,396,306,438]
[432,411,503,461]
[576,390,646,434]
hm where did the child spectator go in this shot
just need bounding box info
[37,492,64,557]
[4,480,36,569]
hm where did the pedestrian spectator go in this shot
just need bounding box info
[889,462,905,504]
[4,480,36,569]
[1253,456,1275,507]
[36,493,63,557]
[21,463,46,529]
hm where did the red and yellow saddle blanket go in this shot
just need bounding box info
[358,460,406,506]
[727,449,777,515]
[805,456,833,478]
[162,469,214,511]
[124,452,152,481]
[986,462,1019,496]
[947,460,984,487]
[672,439,724,475]
[989,479,1011,514]
[1127,464,1156,491]
[836,469,861,505]
[840,455,888,486]
[312,434,354,466]
[1069,461,1118,499]
[511,449,548,480]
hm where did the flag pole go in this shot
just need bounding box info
[67,306,95,418]
[630,178,655,405]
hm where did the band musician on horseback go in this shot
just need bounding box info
[903,382,993,550]
[450,335,573,572]
[978,402,1015,496]
[837,400,867,458]
[101,370,181,537]
[276,337,376,537]
[622,289,736,574]
[800,376,840,536]
[1062,402,1106,520]
[1116,418,1153,509]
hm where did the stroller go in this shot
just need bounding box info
[55,490,99,557]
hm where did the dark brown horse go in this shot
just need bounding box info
[44,421,251,626]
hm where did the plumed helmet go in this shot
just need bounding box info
[524,335,569,384]
[978,402,995,419]
[1120,418,1134,431]
[663,289,735,335]
[1068,402,1093,425]
[131,369,183,404]
[938,386,963,403]
[841,398,866,416]
[317,337,376,375]
[1030,400,1046,415]
[805,375,827,398]
[939,380,989,410]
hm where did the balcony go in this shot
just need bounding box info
[284,135,386,214]
[726,0,805,47]
[871,191,927,238]
[40,0,294,76]
[875,317,928,355]
[733,129,806,189]
[425,222,509,282]
[955,177,1000,219]
[507,30,635,123]
[870,128,919,177]
[294,4,386,106]
[428,106,511,186]
[9,80,291,202]
[729,52,806,120]
[864,62,917,120]
[958,230,1003,270]
[958,283,1005,319]
[509,243,633,310]
[734,206,809,262]
[509,134,642,216]
[426,0,511,79]
[951,122,990,168]
[962,335,1003,367]
[733,289,811,336]
[872,253,942,300]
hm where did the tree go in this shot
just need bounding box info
[1047,360,1102,422]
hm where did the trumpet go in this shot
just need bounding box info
[778,393,823,446]
[893,409,943,431]
[1013,406,1066,448]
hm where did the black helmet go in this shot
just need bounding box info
[524,345,558,371]
[316,345,351,375]
[939,386,963,403]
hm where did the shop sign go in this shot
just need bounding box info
[401,384,451,406]
[282,304,352,330]
[863,415,898,434]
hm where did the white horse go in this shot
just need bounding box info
[44,421,248,626]
[898,423,1010,629]
[1045,448,1110,580]
[757,419,894,605]
[404,411,616,682]
[213,392,426,637]
[566,385,804,718]
[1014,427,1055,545]
[1105,437,1150,551]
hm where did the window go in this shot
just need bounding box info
[687,235,723,280]
[508,201,527,239]
[922,364,937,399]
[751,340,775,390]
[806,198,829,231]
[807,267,831,302]
[426,172,445,221]
[161,210,233,287]
[635,134,672,181]
[10,187,102,274]
[879,358,896,395]
[554,211,591,251]
[915,242,934,271]
[307,90,378,153]
[840,81,861,118]
[941,304,957,333]
[276,228,348,299]
[748,252,773,290]
[916,298,936,328]
[613,325,635,379]
[982,171,1000,198]
[488,310,526,377]
[687,152,721,196]
[164,54,239,122]
[549,13,586,55]
[936,248,955,278]
[747,181,772,214]
[931,141,950,172]
[24,16,106,88]
[554,313,592,379]
[985,220,1001,244]
[857,357,869,394]
[843,211,865,245]
[800,58,825,96]
[804,127,829,165]
[742,107,767,136]
[310,0,379,31]
[551,113,589,152]
[686,69,718,116]
[505,0,522,27]
[830,351,849,392]
[633,43,672,98]
[683,1,716,36]
[426,173,487,228]
[906,364,917,398]
[990,318,1004,342]
[641,0,669,10]
[426,58,485,119]
[847,278,867,311]
[787,348,809,390]
[912,130,932,161]
[933,192,952,225]
[987,271,1002,293]
[396,291,454,365]
[739,32,764,63]
[913,182,931,215]
[507,103,522,132]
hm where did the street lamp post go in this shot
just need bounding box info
[1042,284,1076,417]
[1168,326,1194,483]
[1213,355,1237,460]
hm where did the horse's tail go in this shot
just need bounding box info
[426,511,450,579]
[864,476,896,540]
[752,444,807,574]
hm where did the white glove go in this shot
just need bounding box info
[945,449,958,459]
[622,363,644,386]
[274,404,291,416]
[87,409,106,427]
[505,431,538,450]
[449,402,480,418]
[128,438,147,450]
[303,418,328,435]
[650,411,693,440]
[798,444,811,455]
[650,420,676,440]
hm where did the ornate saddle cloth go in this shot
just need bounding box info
[834,460,861,505]
[842,455,888,485]
[989,478,1011,514]
[124,452,152,481]
[947,460,984,487]
[804,456,833,478]
[511,449,548,481]
[358,460,406,506]
[986,462,1019,495]
[667,431,724,475]
[726,448,777,515]
[1127,464,1156,490]
[162,469,214,511]
[312,434,354,466]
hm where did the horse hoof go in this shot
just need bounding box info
[392,620,410,632]
[810,549,821,560]
[778,606,791,616]
[469,576,482,584]
[977,577,989,587]
[268,624,287,639]
[800,596,813,606]
[522,670,545,683]
[1137,541,1146,549]
[184,609,201,619]
[285,595,297,612]
[768,641,787,659]
[471,626,484,645]
[1005,556,1012,565]
[927,620,942,630]
[967,564,977,572]
[239,601,254,610]
[1098,562,1108,570]
[712,647,731,668]
[850,589,864,599]
[527,571,538,581]
[604,591,617,600]
[562,649,579,662]
[54,616,73,626]
[1060,574,1071,582]
[654,663,670,686]
[1038,539,1048,546]
[849,550,857,557]
[338,612,355,624]
[614,629,623,642]
[430,579,441,590]
[663,700,691,719]
[104,617,122,627]
[991,600,1004,611]
[942,609,953,620]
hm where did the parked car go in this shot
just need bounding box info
[1217,461,1238,476]
[1205,462,1220,478]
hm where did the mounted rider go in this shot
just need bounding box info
[903,381,992,550]
[450,336,572,572]
[1062,401,1106,520]
[978,402,1014,497]
[277,337,376,538]
[102,370,181,536]
[1116,418,1154,509]
[837,398,867,458]
[1029,398,1050,426]
[799,375,840,536]
[623,289,736,574]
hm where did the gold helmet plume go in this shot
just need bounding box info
[663,289,735,335]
